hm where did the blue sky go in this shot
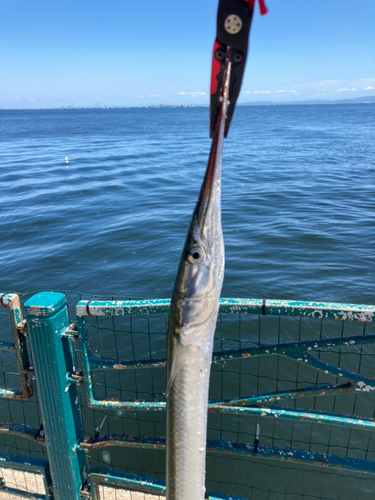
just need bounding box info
[1,0,374,108]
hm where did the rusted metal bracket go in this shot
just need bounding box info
[61,323,80,341]
[17,319,28,335]
[80,486,91,499]
[67,369,84,386]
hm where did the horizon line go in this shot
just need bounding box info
[1,95,375,111]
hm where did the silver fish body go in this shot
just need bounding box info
[166,61,231,500]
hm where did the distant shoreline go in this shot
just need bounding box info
[239,96,375,106]
[1,95,374,111]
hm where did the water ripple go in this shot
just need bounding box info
[0,105,374,302]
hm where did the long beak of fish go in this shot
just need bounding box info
[196,55,232,231]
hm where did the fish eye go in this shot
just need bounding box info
[187,247,205,265]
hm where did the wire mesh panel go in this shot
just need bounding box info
[0,294,32,400]
[88,468,166,500]
[75,298,375,499]
[0,469,45,499]
[96,487,162,500]
[88,468,251,500]
[1,292,375,499]
[0,453,52,499]
[0,289,106,464]
[0,294,46,463]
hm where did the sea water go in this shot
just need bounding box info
[1,104,374,303]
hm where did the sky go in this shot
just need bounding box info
[1,0,374,108]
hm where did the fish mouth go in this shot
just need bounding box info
[195,131,221,230]
[196,55,231,232]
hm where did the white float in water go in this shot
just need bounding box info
[65,157,69,163]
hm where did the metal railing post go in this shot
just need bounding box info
[25,292,86,500]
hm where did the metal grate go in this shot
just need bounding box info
[75,298,375,499]
[0,468,46,498]
[0,453,52,499]
[97,488,162,500]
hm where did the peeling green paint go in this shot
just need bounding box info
[88,467,252,499]
[0,293,33,399]
[76,297,375,322]
[0,452,53,499]
[2,292,375,494]
[84,436,375,474]
[76,298,375,443]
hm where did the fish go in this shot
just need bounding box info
[166,58,232,500]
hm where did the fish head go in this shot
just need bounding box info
[172,142,225,338]
[179,206,224,300]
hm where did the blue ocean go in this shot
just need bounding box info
[1,105,374,304]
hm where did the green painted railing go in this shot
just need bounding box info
[0,293,32,399]
[0,452,53,499]
[1,291,375,499]
[88,467,250,499]
[76,298,375,419]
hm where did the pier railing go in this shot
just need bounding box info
[1,291,375,499]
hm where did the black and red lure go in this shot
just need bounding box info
[210,0,268,138]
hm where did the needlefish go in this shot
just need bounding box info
[166,58,232,500]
